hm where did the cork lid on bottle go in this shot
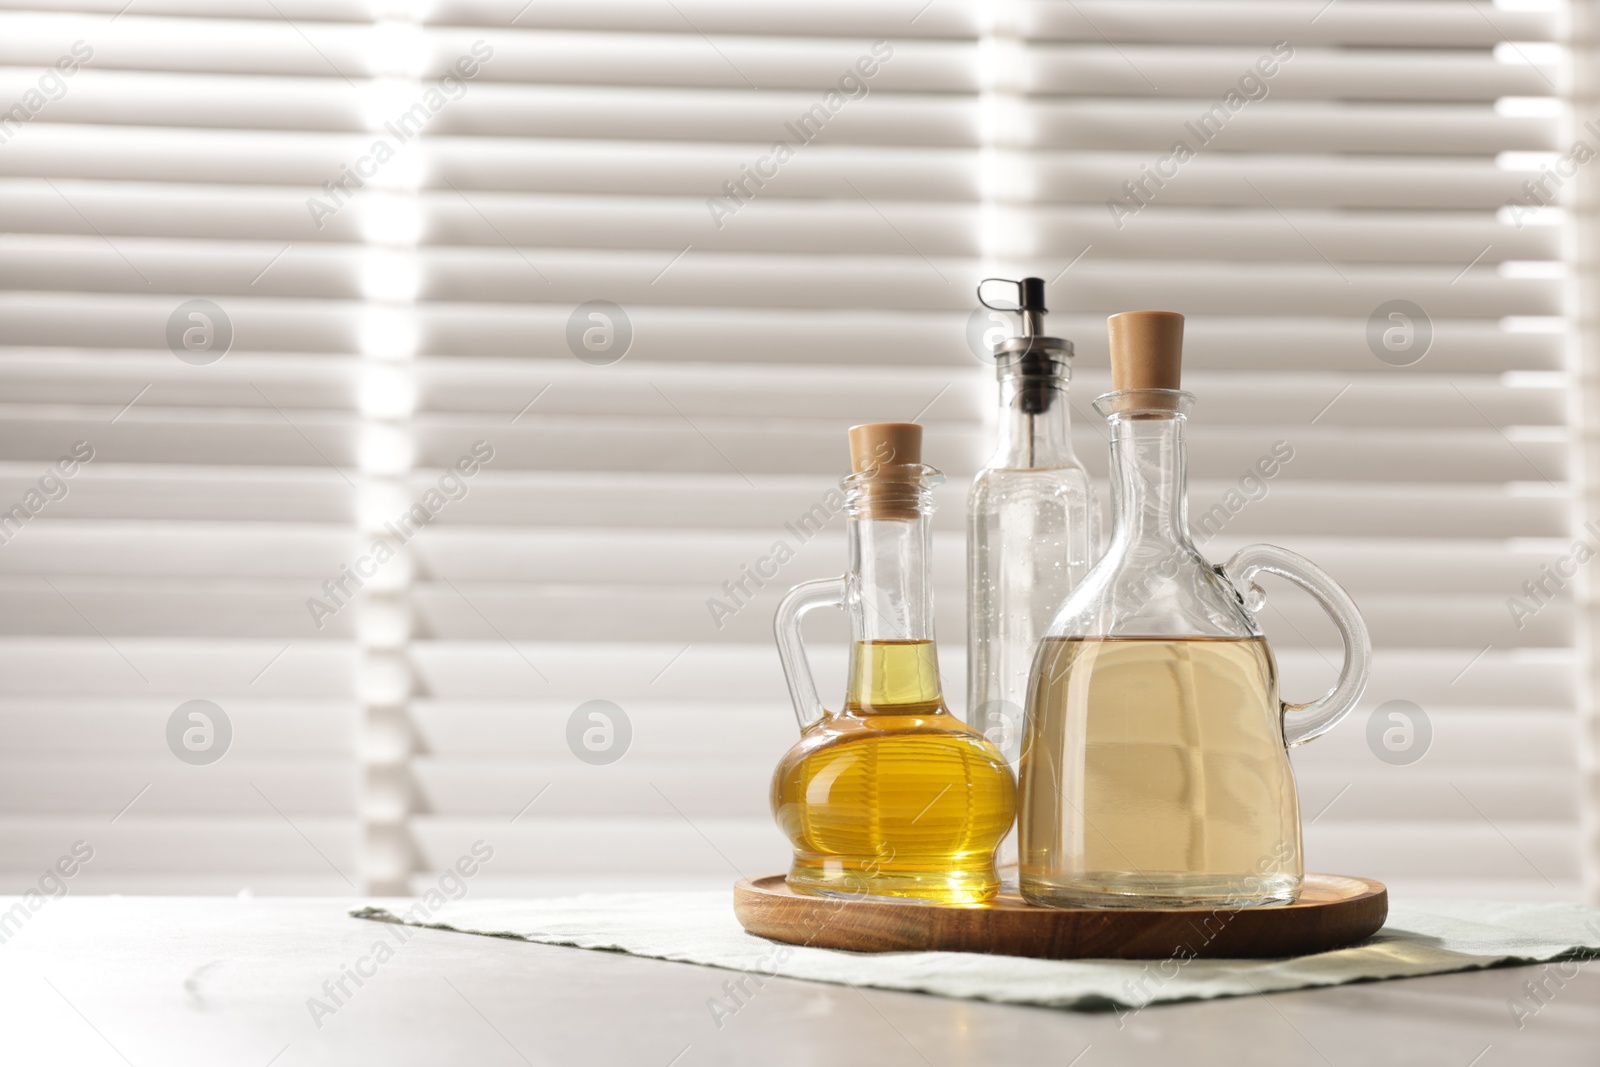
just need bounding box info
[846,422,926,520]
[848,422,921,472]
[1107,310,1184,391]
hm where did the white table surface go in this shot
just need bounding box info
[1,896,1597,1066]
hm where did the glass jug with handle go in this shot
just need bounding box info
[1018,312,1371,909]
[770,422,1015,904]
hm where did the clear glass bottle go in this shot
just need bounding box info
[1019,312,1371,909]
[772,423,1015,904]
[968,277,1098,765]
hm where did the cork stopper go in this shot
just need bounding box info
[1108,311,1185,392]
[846,422,924,520]
[848,422,921,472]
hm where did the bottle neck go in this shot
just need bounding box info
[844,513,943,712]
[1106,413,1193,553]
[989,374,1076,469]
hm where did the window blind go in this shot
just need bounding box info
[0,0,1587,903]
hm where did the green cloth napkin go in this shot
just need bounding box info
[352,893,1600,1013]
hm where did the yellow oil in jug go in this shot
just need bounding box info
[771,640,1016,904]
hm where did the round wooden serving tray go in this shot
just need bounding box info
[734,873,1387,960]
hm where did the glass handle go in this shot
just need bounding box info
[773,576,847,732]
[1221,544,1372,747]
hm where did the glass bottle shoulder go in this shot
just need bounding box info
[968,461,1095,505]
[773,706,1011,789]
[1044,541,1263,640]
[779,706,1000,758]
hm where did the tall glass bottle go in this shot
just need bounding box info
[968,277,1098,765]
[772,423,1015,904]
[1019,312,1371,909]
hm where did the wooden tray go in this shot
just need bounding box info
[734,873,1387,960]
